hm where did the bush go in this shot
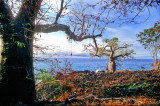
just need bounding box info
[35,69,56,84]
[35,69,63,100]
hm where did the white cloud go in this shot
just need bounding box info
[34,31,94,57]
[106,26,137,43]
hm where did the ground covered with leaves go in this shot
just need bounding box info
[36,70,160,105]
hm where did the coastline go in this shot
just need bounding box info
[34,58,153,73]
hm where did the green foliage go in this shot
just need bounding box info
[53,84,63,96]
[11,34,25,48]
[3,33,25,48]
[137,22,160,70]
[87,37,134,72]
[15,41,25,48]
[128,84,134,89]
[116,84,121,89]
[0,13,4,19]
[103,37,118,48]
[98,37,134,60]
[128,83,137,89]
[25,23,31,26]
[35,69,63,100]
[137,22,160,49]
[35,69,56,84]
[127,81,152,90]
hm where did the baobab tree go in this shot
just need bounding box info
[0,0,103,104]
[0,0,159,104]
[85,37,134,73]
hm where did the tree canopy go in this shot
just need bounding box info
[137,22,160,70]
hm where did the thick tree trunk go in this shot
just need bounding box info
[108,58,116,73]
[0,0,43,104]
[0,24,36,104]
[0,36,3,80]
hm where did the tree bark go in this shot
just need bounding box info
[154,60,159,71]
[0,0,42,104]
[108,57,116,73]
[0,36,3,80]
[0,24,36,104]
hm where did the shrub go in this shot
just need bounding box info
[35,69,56,84]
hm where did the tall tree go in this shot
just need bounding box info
[0,0,159,104]
[0,0,102,104]
[137,22,160,71]
[0,0,43,104]
[85,37,134,73]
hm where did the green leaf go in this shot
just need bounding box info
[25,23,31,26]
[16,41,25,48]
[128,84,133,89]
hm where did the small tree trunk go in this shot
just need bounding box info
[154,59,159,71]
[105,67,109,73]
[108,58,116,73]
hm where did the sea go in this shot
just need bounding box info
[33,57,154,73]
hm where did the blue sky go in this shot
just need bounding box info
[34,1,160,59]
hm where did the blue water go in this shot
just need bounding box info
[33,57,153,73]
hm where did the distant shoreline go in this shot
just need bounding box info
[34,58,153,73]
[33,57,153,60]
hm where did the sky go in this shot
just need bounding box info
[34,1,160,59]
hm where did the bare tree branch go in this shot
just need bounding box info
[34,23,102,41]
[115,44,128,50]
[113,51,133,60]
[54,0,64,24]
